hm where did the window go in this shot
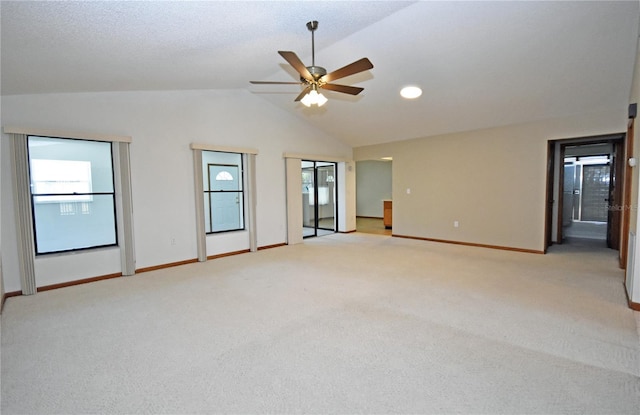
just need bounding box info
[28,136,117,254]
[203,151,245,233]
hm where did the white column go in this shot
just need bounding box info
[285,158,303,245]
[247,153,258,252]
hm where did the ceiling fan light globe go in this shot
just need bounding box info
[317,92,328,106]
[301,92,314,107]
[308,90,320,102]
[301,90,328,107]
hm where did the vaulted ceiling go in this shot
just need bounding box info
[2,1,638,147]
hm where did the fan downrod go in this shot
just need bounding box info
[303,20,324,82]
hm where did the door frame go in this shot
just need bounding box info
[544,142,556,251]
[620,119,635,268]
[285,154,352,246]
[545,133,625,253]
[302,160,338,238]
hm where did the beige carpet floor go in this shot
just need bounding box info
[1,233,639,414]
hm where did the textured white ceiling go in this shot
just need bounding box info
[2,1,638,147]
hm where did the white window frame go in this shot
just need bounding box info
[4,126,135,295]
[191,143,258,262]
[27,136,117,255]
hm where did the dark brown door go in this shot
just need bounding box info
[556,145,567,244]
[545,142,556,251]
[607,140,623,249]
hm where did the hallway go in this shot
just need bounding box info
[356,217,391,236]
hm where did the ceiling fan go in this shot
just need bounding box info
[250,21,374,107]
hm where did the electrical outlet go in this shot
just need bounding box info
[454,221,459,228]
[170,237,176,245]
[406,188,411,194]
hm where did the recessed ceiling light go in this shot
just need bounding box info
[400,86,422,99]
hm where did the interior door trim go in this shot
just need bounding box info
[547,133,625,250]
[620,120,634,268]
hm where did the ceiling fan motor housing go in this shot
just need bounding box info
[302,65,327,83]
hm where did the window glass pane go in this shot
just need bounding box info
[210,192,243,232]
[29,136,114,193]
[28,136,117,254]
[32,195,116,254]
[202,150,245,233]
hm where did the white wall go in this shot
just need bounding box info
[1,89,352,292]
[356,160,392,217]
[355,109,627,252]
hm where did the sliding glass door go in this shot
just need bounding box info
[302,160,337,238]
[302,161,316,237]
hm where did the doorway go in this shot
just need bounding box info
[546,134,624,251]
[302,160,337,238]
[354,159,393,235]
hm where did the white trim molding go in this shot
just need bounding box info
[3,126,132,143]
[283,153,351,163]
[190,143,258,155]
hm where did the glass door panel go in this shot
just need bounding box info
[316,162,336,235]
[302,161,316,237]
[581,164,609,222]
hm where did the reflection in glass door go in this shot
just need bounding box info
[302,161,337,238]
[302,161,315,237]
